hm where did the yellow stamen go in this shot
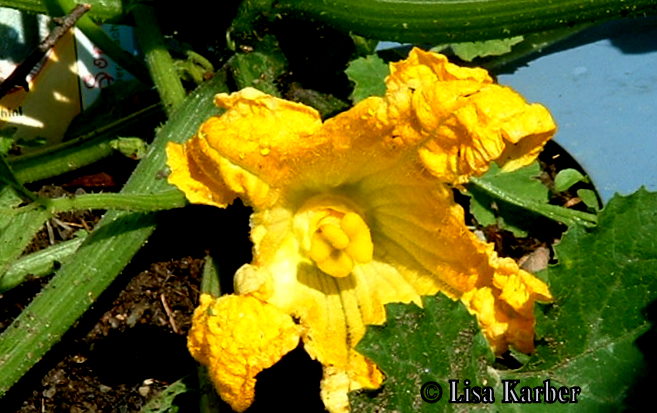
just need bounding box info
[319,223,350,250]
[309,232,333,262]
[316,250,354,278]
[298,197,374,278]
[341,212,374,263]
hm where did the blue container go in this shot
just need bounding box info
[497,17,657,204]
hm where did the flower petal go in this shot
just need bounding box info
[247,208,440,411]
[166,140,237,208]
[357,164,551,353]
[204,87,324,187]
[384,48,556,184]
[187,294,301,412]
[167,87,326,208]
[462,244,553,353]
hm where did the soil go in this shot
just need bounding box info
[0,141,595,413]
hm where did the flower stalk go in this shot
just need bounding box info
[27,189,187,214]
[133,4,187,114]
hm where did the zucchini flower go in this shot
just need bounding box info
[166,48,555,413]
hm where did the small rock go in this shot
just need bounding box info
[519,246,550,273]
[42,386,56,398]
[138,385,150,397]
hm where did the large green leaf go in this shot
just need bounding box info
[351,295,496,412]
[351,189,657,411]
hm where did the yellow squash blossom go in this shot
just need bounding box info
[166,48,555,413]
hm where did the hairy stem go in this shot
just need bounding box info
[133,4,186,115]
[34,189,187,214]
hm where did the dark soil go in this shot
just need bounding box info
[3,256,203,413]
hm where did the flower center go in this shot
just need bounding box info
[295,196,373,278]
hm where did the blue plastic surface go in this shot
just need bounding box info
[498,18,657,203]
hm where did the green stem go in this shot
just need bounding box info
[0,155,37,202]
[9,104,161,184]
[34,189,187,214]
[0,234,87,293]
[274,0,657,43]
[0,72,229,398]
[0,195,51,276]
[469,176,598,228]
[198,366,223,413]
[133,4,187,115]
[201,255,222,298]
[42,0,149,82]
[198,256,223,412]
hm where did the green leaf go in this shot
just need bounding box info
[448,36,524,61]
[139,378,191,413]
[285,84,349,118]
[229,36,287,97]
[0,131,16,156]
[350,34,380,57]
[110,137,149,160]
[0,232,87,293]
[577,188,600,211]
[351,295,496,412]
[554,168,588,192]
[0,187,51,278]
[345,54,389,103]
[352,189,657,411]
[513,188,657,410]
[467,161,548,236]
[201,254,222,298]
[468,161,598,229]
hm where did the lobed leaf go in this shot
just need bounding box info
[345,54,389,103]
